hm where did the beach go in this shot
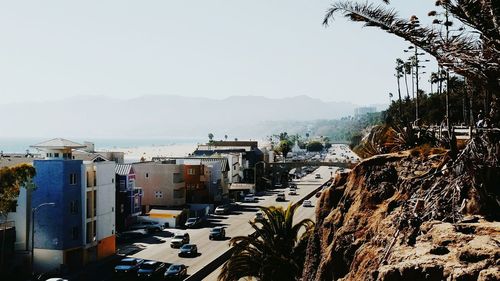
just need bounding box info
[100,143,199,163]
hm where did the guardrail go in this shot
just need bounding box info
[184,175,333,281]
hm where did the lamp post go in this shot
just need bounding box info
[31,202,55,274]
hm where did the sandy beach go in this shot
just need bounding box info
[102,143,199,163]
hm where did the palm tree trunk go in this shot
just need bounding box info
[396,75,403,121]
[404,71,410,98]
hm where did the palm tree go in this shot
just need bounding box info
[395,58,404,119]
[219,205,314,281]
[323,0,500,125]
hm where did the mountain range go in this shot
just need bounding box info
[0,95,382,138]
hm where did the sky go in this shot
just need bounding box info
[0,0,437,106]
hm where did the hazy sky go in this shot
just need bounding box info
[0,1,436,106]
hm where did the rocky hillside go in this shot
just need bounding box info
[302,132,500,281]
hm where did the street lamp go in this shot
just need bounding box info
[31,202,55,274]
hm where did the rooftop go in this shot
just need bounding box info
[31,138,86,149]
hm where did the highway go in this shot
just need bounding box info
[116,166,335,280]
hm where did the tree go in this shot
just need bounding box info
[324,0,500,126]
[219,205,314,281]
[277,140,292,158]
[208,133,214,142]
[224,134,228,141]
[307,141,324,152]
[0,164,36,270]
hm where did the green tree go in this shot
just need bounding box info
[307,141,324,152]
[219,205,314,281]
[0,164,36,270]
[208,133,214,143]
[277,140,292,158]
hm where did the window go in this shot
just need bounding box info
[70,200,78,214]
[54,153,59,158]
[154,191,163,198]
[188,168,195,175]
[173,189,184,199]
[119,180,126,189]
[69,173,77,185]
[72,226,79,240]
[173,173,184,183]
[145,173,149,179]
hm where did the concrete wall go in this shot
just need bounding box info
[94,162,116,241]
[133,162,185,209]
[34,248,63,273]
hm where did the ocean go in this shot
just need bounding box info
[0,137,204,154]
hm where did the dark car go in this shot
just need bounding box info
[137,260,168,280]
[184,217,202,228]
[116,229,148,244]
[276,192,286,202]
[114,257,144,277]
[209,227,226,240]
[164,264,187,280]
[178,244,198,257]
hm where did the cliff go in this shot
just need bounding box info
[302,132,500,281]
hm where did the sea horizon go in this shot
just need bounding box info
[0,137,205,154]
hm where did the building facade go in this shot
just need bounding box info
[115,164,142,232]
[132,162,185,212]
[30,138,116,273]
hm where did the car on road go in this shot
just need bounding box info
[178,244,198,257]
[243,193,256,202]
[116,229,148,244]
[315,173,322,179]
[254,211,265,222]
[302,200,313,207]
[184,217,202,228]
[214,204,232,215]
[315,191,322,198]
[164,264,187,280]
[288,187,297,195]
[276,192,286,202]
[129,220,164,232]
[209,226,226,240]
[114,257,144,277]
[170,233,190,248]
[137,260,169,280]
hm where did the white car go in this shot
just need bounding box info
[129,220,164,232]
[243,194,256,202]
[302,200,313,207]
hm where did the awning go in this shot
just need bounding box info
[147,209,183,219]
[229,183,255,191]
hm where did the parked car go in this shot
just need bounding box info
[243,193,256,202]
[254,211,265,222]
[170,233,190,248]
[137,260,168,280]
[184,217,202,228]
[45,279,68,281]
[215,204,232,215]
[288,187,297,195]
[276,192,286,202]
[116,229,148,244]
[302,200,313,207]
[178,244,198,257]
[315,173,322,179]
[164,264,187,280]
[315,191,322,198]
[114,257,144,277]
[129,220,164,232]
[209,226,226,240]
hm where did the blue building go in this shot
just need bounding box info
[31,138,86,272]
[30,138,117,273]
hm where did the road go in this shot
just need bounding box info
[113,166,335,280]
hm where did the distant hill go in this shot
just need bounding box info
[0,95,372,138]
